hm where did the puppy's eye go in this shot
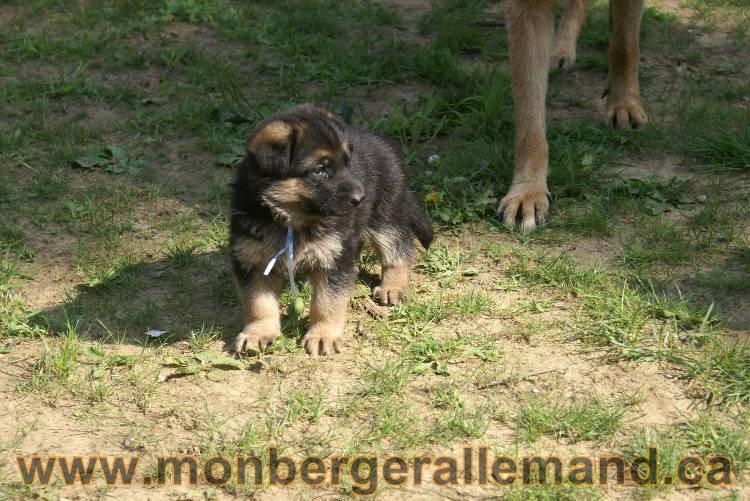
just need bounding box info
[310,165,328,177]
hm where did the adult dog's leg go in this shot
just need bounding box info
[550,0,588,71]
[499,0,556,232]
[606,0,647,129]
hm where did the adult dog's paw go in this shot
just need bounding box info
[235,322,279,354]
[606,93,647,130]
[373,285,403,306]
[549,45,577,71]
[497,184,552,232]
[302,327,342,356]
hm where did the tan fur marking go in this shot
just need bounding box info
[234,274,283,353]
[264,178,313,205]
[262,179,318,225]
[311,148,333,160]
[380,264,409,291]
[303,272,350,355]
[233,236,273,270]
[373,262,410,307]
[297,233,343,270]
[367,228,411,266]
[249,121,292,150]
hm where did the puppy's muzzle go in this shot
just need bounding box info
[339,177,365,206]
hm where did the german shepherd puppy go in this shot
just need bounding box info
[230,104,433,356]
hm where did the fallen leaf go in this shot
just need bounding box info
[207,370,230,382]
[84,346,105,360]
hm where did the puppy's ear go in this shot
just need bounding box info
[247,120,297,176]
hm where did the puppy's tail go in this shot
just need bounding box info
[407,194,434,250]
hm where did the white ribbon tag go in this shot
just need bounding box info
[262,227,297,297]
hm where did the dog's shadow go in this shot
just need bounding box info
[32,249,244,348]
[31,248,386,351]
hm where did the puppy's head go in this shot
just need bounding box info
[246,105,364,227]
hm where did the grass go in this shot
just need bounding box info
[0,0,748,498]
[516,394,632,444]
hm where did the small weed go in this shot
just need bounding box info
[284,387,328,424]
[361,360,410,397]
[620,427,691,494]
[22,322,81,396]
[516,394,630,443]
[165,351,243,381]
[683,412,750,473]
[72,145,148,176]
[188,325,222,351]
[435,401,493,441]
[159,0,238,24]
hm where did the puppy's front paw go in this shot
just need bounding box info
[302,326,342,356]
[373,285,403,306]
[235,322,280,354]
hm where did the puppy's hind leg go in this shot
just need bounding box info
[370,227,414,307]
[550,0,588,71]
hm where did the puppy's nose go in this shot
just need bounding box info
[341,178,365,206]
[349,190,364,206]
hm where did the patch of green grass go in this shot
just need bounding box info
[435,400,493,441]
[555,195,615,237]
[682,0,750,40]
[683,411,750,473]
[419,0,491,54]
[693,246,750,295]
[360,360,410,397]
[406,331,501,375]
[678,85,750,171]
[391,289,493,325]
[516,394,630,443]
[503,483,604,501]
[0,258,41,339]
[163,240,198,269]
[620,217,694,270]
[159,0,237,24]
[685,181,747,250]
[369,399,428,450]
[188,325,222,351]
[0,221,31,258]
[605,176,695,216]
[619,426,712,496]
[506,251,746,406]
[682,340,750,406]
[22,321,81,396]
[284,386,328,424]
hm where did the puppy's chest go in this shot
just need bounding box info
[233,232,343,273]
